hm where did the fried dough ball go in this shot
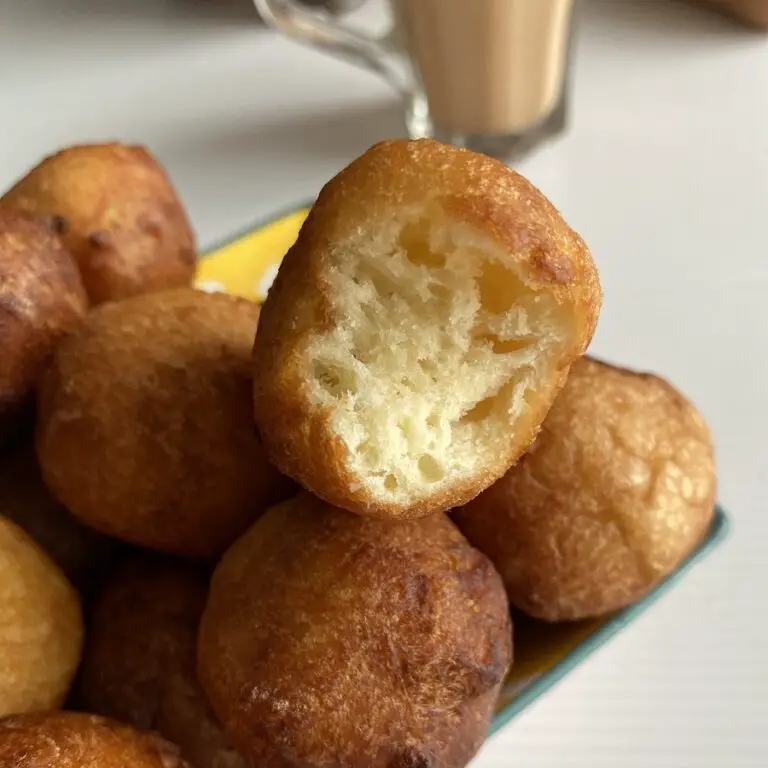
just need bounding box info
[0,711,192,768]
[198,492,512,768]
[79,555,247,768]
[0,209,87,445]
[0,516,83,717]
[253,139,601,520]
[1,143,196,306]
[36,288,294,559]
[452,357,717,622]
[0,441,116,597]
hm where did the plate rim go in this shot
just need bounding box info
[488,504,731,735]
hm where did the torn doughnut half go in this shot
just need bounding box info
[252,139,602,519]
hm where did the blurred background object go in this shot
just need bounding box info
[689,0,768,28]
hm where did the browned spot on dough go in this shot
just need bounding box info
[530,245,575,285]
[179,245,196,266]
[49,214,69,235]
[89,230,111,248]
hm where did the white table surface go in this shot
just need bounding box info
[1,0,766,765]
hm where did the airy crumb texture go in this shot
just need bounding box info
[453,357,717,622]
[79,555,247,768]
[0,517,83,718]
[198,492,512,768]
[36,288,295,559]
[253,139,601,519]
[0,712,192,768]
[1,142,196,306]
[0,208,87,444]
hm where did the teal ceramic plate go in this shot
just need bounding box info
[197,206,731,734]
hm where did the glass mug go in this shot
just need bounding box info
[254,0,579,159]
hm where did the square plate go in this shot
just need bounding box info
[198,205,731,736]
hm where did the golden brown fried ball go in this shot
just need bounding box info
[198,492,512,768]
[0,209,87,445]
[0,441,116,597]
[79,555,207,731]
[79,555,247,768]
[0,516,83,717]
[1,143,196,306]
[0,711,192,768]
[452,357,717,622]
[36,288,295,558]
[252,139,601,520]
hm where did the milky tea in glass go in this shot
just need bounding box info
[255,0,577,159]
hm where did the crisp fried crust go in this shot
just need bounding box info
[1,143,196,305]
[79,555,247,768]
[252,139,601,519]
[453,357,717,621]
[198,492,512,767]
[36,288,295,558]
[0,209,87,444]
[0,441,116,597]
[0,517,83,717]
[0,711,192,768]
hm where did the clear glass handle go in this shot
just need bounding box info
[253,0,412,97]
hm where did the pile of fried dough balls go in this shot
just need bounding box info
[0,139,717,768]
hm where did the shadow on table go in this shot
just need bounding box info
[17,0,260,24]
[171,98,406,168]
[174,0,261,23]
[27,0,364,25]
